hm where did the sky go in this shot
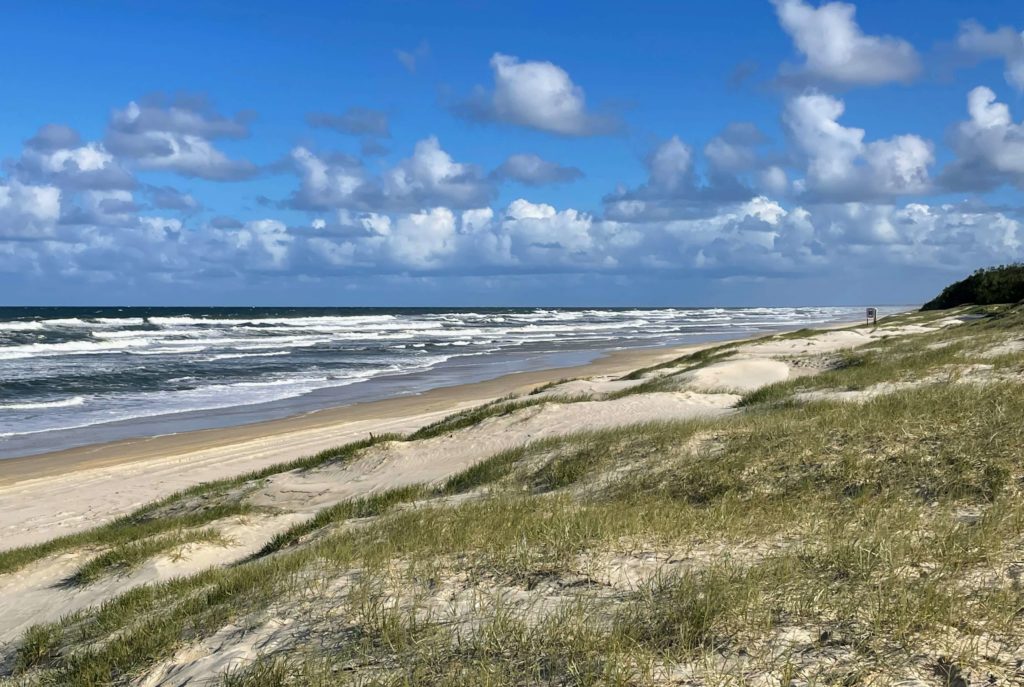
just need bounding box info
[1,0,1023,307]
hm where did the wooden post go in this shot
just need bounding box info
[866,307,877,326]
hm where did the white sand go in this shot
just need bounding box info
[0,390,739,647]
[8,316,964,658]
[0,408,460,552]
[0,344,698,551]
[683,359,792,392]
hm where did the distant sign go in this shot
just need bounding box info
[866,307,877,325]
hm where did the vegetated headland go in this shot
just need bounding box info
[2,286,1024,684]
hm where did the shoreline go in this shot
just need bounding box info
[0,340,703,488]
[0,313,885,489]
[0,315,889,551]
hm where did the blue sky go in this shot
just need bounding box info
[1,0,1023,306]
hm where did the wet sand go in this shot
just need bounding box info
[0,343,696,487]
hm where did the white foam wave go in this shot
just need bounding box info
[0,338,152,360]
[207,351,292,361]
[0,396,86,411]
[0,321,45,331]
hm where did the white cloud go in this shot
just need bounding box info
[704,123,767,173]
[139,216,183,242]
[773,0,920,85]
[942,86,1024,191]
[388,207,457,268]
[73,190,138,226]
[784,92,932,199]
[603,136,754,221]
[457,53,617,136]
[291,147,364,208]
[219,219,292,269]
[759,166,790,195]
[648,136,694,191]
[0,181,61,238]
[956,21,1024,92]
[38,143,113,174]
[493,154,583,185]
[106,99,257,181]
[384,137,489,206]
[15,125,133,191]
[503,199,594,256]
[292,137,493,211]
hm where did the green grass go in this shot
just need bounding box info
[0,501,252,578]
[617,341,737,381]
[0,434,400,578]
[407,395,587,441]
[13,377,1024,683]
[6,305,1024,685]
[67,527,229,586]
[251,484,428,559]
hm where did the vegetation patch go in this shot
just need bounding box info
[6,303,1024,685]
[922,264,1024,310]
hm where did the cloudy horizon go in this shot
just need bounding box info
[2,0,1022,306]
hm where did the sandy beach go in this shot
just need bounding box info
[5,304,1019,686]
[0,341,709,551]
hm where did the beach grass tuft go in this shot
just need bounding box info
[5,305,1024,684]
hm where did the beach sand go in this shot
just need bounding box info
[4,314,969,662]
[0,342,709,551]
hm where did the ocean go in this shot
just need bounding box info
[0,306,889,458]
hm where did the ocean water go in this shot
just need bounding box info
[0,306,888,458]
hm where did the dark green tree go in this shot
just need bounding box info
[921,264,1024,310]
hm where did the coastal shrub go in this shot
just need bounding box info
[921,263,1024,310]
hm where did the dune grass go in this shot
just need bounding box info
[0,435,401,578]
[5,306,1024,685]
[67,527,229,587]
[617,342,737,381]
[0,501,252,578]
[407,394,589,441]
[10,373,1024,684]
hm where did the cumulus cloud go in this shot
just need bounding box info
[956,21,1024,92]
[4,175,1022,289]
[773,0,921,86]
[0,180,61,239]
[386,207,458,268]
[704,123,768,173]
[455,53,618,136]
[492,154,583,186]
[603,136,754,221]
[307,107,390,137]
[290,136,494,212]
[60,189,140,227]
[500,199,600,264]
[14,125,134,190]
[941,86,1024,191]
[147,186,201,212]
[208,219,293,272]
[784,91,933,200]
[106,97,258,180]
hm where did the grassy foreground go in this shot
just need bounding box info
[2,305,1024,685]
